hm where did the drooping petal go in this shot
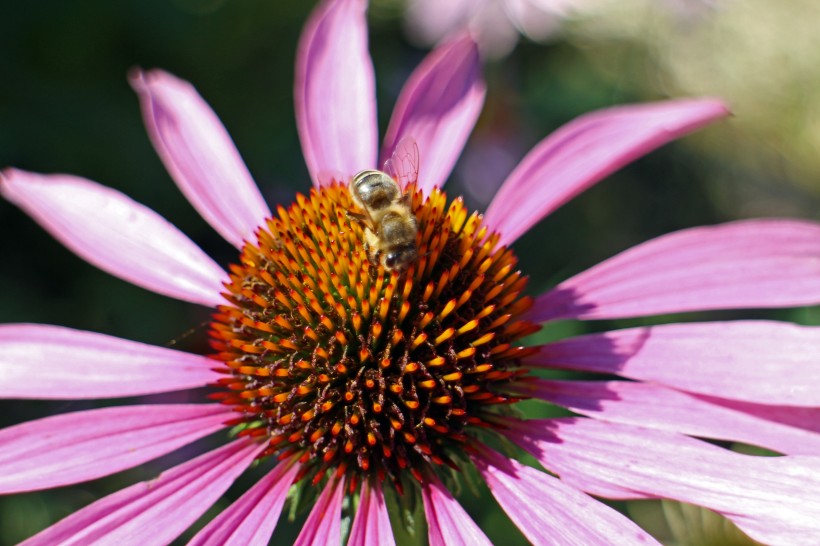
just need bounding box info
[422,478,492,546]
[529,220,820,322]
[0,324,221,399]
[527,320,820,406]
[293,478,346,546]
[474,447,661,546]
[381,34,485,193]
[131,69,271,249]
[188,457,301,546]
[0,404,231,494]
[0,170,226,307]
[295,0,377,185]
[506,418,820,546]
[519,379,820,455]
[484,99,730,246]
[21,438,264,546]
[348,481,396,546]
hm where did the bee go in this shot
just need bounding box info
[348,137,420,271]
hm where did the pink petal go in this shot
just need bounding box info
[0,404,231,494]
[0,324,221,399]
[529,220,820,322]
[520,379,820,455]
[527,320,820,406]
[131,69,271,249]
[21,438,264,546]
[422,478,492,546]
[0,169,226,307]
[188,457,301,546]
[381,34,486,193]
[474,448,661,546]
[348,482,396,546]
[295,0,377,185]
[484,99,730,246]
[293,478,346,546]
[506,418,820,546]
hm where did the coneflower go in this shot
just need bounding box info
[2,1,819,544]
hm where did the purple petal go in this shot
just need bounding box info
[530,220,820,322]
[295,0,377,185]
[131,69,271,249]
[293,478,345,546]
[0,324,221,399]
[506,418,820,546]
[21,438,264,546]
[484,99,730,246]
[422,478,492,546]
[381,34,485,193]
[188,457,301,546]
[521,379,820,455]
[474,448,661,546]
[348,482,396,546]
[0,169,226,307]
[527,320,820,406]
[0,404,231,494]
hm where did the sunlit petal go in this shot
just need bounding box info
[21,439,264,546]
[295,0,377,185]
[0,404,231,493]
[131,69,271,249]
[527,320,820,406]
[530,220,820,321]
[382,34,485,193]
[0,169,226,307]
[0,324,221,399]
[484,99,730,246]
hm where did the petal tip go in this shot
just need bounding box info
[0,168,30,199]
[128,68,186,98]
[126,66,147,90]
[694,96,733,118]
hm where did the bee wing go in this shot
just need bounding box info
[383,136,419,189]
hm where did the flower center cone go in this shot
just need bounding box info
[209,183,539,491]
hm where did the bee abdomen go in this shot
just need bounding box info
[351,170,400,211]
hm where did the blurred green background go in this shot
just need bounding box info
[0,0,817,544]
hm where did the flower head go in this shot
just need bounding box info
[2,0,820,544]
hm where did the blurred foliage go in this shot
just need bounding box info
[629,500,762,546]
[0,0,817,544]
[563,0,820,220]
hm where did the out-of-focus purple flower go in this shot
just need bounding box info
[403,0,724,58]
[403,0,593,57]
[1,0,819,544]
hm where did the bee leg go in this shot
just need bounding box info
[362,244,379,277]
[346,210,368,226]
[366,242,380,265]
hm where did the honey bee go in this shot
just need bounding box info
[348,137,419,271]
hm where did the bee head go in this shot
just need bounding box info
[382,245,419,271]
